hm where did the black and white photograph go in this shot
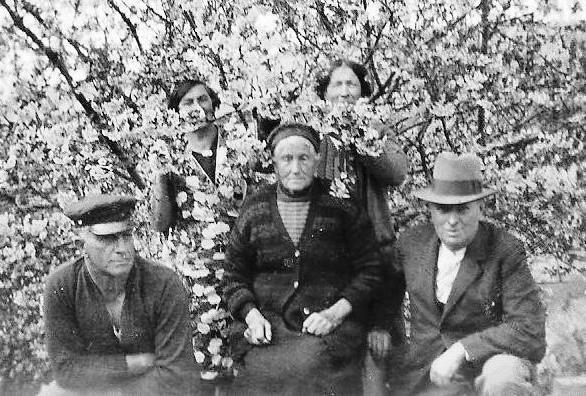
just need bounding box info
[0,0,584,395]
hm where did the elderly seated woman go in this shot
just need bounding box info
[221,123,383,395]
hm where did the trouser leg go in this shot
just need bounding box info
[363,351,387,396]
[38,381,124,396]
[474,354,536,396]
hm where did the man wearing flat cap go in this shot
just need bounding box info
[221,123,382,394]
[42,194,198,395]
[381,152,546,396]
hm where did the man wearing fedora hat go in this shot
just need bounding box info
[381,152,546,395]
[42,194,198,395]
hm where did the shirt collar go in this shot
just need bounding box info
[438,243,466,262]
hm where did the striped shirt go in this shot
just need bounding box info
[277,200,310,245]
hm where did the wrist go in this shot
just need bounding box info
[324,298,352,323]
[126,354,146,374]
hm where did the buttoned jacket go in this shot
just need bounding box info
[222,180,383,331]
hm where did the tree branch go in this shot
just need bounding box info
[484,136,539,156]
[425,11,469,46]
[313,1,334,34]
[363,19,388,66]
[142,1,169,23]
[0,0,145,190]
[477,0,491,146]
[440,117,456,152]
[416,120,432,178]
[210,52,248,129]
[495,28,570,77]
[370,72,398,103]
[106,0,143,53]
[283,15,323,52]
[21,0,90,62]
[183,10,202,41]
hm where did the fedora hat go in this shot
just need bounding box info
[414,152,495,204]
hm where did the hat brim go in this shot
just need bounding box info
[413,188,496,205]
[89,221,132,236]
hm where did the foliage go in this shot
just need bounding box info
[536,275,586,393]
[0,0,584,385]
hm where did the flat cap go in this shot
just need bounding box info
[64,194,137,235]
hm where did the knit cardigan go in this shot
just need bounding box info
[221,180,383,331]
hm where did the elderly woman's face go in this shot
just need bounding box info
[273,135,320,192]
[178,84,215,121]
[325,65,362,103]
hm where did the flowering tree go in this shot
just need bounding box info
[0,0,584,387]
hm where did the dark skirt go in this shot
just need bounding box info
[228,312,365,395]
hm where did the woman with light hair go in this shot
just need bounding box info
[222,123,383,394]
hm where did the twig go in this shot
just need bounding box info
[210,52,248,129]
[21,0,90,62]
[425,11,469,46]
[495,28,570,77]
[440,117,456,152]
[312,1,334,34]
[369,72,396,102]
[183,10,202,41]
[363,19,388,67]
[106,0,143,53]
[141,1,168,23]
[416,120,432,177]
[397,119,430,135]
[477,0,492,146]
[0,0,145,190]
[483,136,539,155]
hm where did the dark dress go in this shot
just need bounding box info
[43,257,198,395]
[221,180,383,395]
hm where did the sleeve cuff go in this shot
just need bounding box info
[458,337,478,362]
[455,341,471,361]
[238,302,257,322]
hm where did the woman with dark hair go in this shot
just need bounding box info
[167,79,222,114]
[315,59,373,100]
[316,59,409,394]
[151,79,243,232]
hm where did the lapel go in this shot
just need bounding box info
[441,223,488,321]
[416,228,441,317]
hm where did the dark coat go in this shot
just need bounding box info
[390,222,546,394]
[221,180,384,394]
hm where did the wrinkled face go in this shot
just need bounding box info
[83,229,136,278]
[325,65,362,103]
[430,201,482,251]
[178,84,215,121]
[273,135,320,192]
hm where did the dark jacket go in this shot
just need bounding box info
[150,131,247,232]
[389,222,546,394]
[222,180,383,329]
[317,129,408,249]
[43,257,198,395]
